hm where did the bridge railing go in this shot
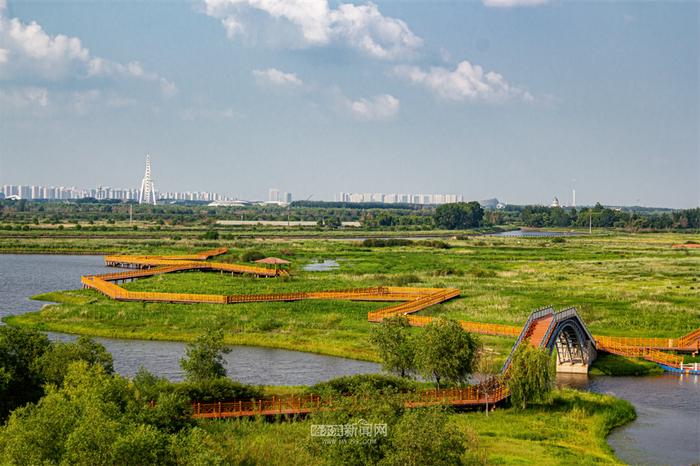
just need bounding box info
[596,336,678,350]
[677,329,700,349]
[502,306,554,372]
[596,340,683,368]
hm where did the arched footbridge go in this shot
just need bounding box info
[77,248,700,418]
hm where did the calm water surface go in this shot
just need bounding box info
[490,229,580,237]
[303,259,340,272]
[1,254,697,464]
[558,373,700,466]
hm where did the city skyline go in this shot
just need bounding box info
[0,155,680,208]
[1,1,698,208]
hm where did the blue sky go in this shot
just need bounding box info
[1,0,698,207]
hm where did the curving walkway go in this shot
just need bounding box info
[78,248,700,418]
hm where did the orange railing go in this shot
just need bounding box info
[595,336,679,350]
[595,339,684,368]
[678,329,700,349]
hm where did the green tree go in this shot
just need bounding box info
[0,361,190,465]
[505,345,555,409]
[0,388,79,464]
[0,326,51,420]
[306,390,404,466]
[415,319,479,388]
[476,349,501,416]
[170,427,225,466]
[38,336,114,386]
[434,202,484,230]
[241,250,265,262]
[201,229,219,240]
[180,329,231,382]
[370,316,416,378]
[326,216,342,229]
[111,424,170,465]
[307,386,471,466]
[380,407,467,466]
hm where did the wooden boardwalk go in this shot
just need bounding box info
[191,381,510,419]
[77,248,700,418]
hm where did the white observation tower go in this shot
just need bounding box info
[138,154,157,205]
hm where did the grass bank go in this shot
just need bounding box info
[189,389,635,465]
[589,353,665,376]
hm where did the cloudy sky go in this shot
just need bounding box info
[1,0,698,207]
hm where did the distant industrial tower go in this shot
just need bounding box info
[138,154,157,205]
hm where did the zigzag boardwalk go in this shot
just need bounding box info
[79,248,700,419]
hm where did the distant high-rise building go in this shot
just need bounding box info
[138,154,157,205]
[268,188,281,202]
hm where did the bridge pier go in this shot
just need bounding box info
[555,340,597,374]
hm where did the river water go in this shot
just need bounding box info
[558,373,699,465]
[1,254,698,464]
[490,229,580,237]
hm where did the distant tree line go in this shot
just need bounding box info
[518,204,700,230]
[1,199,697,231]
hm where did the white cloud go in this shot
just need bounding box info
[0,17,89,79]
[482,0,551,7]
[252,68,303,87]
[0,86,49,109]
[178,107,236,121]
[0,12,175,96]
[393,61,533,103]
[87,58,177,97]
[344,93,399,121]
[204,0,422,60]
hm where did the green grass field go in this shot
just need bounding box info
[5,232,699,364]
